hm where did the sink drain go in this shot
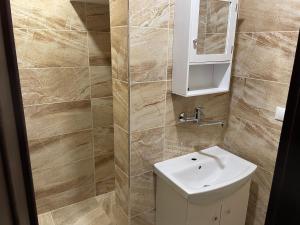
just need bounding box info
[203,184,210,187]
[191,158,197,161]
[198,165,202,169]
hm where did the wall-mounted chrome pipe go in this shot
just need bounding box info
[178,107,225,127]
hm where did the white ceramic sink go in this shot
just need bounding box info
[154,146,257,202]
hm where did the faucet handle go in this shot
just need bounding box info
[194,106,204,122]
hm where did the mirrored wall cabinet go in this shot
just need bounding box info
[172,0,238,97]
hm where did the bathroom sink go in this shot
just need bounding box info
[154,146,257,202]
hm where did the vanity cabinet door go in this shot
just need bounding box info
[220,182,251,225]
[187,201,222,225]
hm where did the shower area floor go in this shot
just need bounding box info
[37,192,115,225]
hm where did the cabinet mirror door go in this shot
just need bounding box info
[197,0,230,55]
[190,0,238,63]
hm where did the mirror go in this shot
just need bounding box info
[196,0,230,55]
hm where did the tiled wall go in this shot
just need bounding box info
[11,0,114,213]
[122,0,230,225]
[109,0,130,224]
[123,1,299,225]
[223,0,300,224]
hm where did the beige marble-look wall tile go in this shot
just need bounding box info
[131,209,155,225]
[96,178,115,195]
[111,26,129,82]
[130,171,155,217]
[38,213,55,225]
[238,0,300,32]
[14,29,88,68]
[165,92,229,126]
[131,127,164,176]
[114,204,129,225]
[114,125,129,175]
[24,100,92,140]
[29,130,93,171]
[130,27,168,82]
[19,67,90,106]
[91,66,112,98]
[33,158,95,213]
[86,3,110,32]
[129,0,169,28]
[229,76,289,130]
[11,0,86,30]
[232,32,298,83]
[13,29,29,68]
[10,0,29,28]
[115,165,129,215]
[165,124,224,159]
[95,191,116,221]
[113,79,129,131]
[92,97,113,128]
[131,82,166,132]
[88,32,111,66]
[167,29,174,80]
[30,0,86,30]
[94,126,114,157]
[95,154,115,184]
[246,168,273,225]
[169,0,175,29]
[110,0,128,27]
[52,196,114,225]
[223,115,280,173]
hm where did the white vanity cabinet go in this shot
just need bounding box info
[156,177,251,225]
[172,0,239,97]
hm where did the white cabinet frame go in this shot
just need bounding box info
[172,0,239,97]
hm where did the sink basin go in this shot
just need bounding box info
[154,146,257,202]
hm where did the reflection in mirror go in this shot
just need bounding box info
[196,0,230,55]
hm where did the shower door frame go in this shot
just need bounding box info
[265,32,300,225]
[0,0,38,224]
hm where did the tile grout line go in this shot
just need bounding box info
[129,25,169,30]
[232,75,291,85]
[32,156,95,174]
[23,99,92,108]
[128,0,132,217]
[114,123,129,134]
[164,0,172,161]
[236,30,299,34]
[130,207,155,219]
[229,113,283,132]
[49,212,56,225]
[23,96,113,108]
[48,195,100,217]
[112,77,129,85]
[130,169,154,178]
[27,128,93,142]
[85,0,97,198]
[131,125,165,134]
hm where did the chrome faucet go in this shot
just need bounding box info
[178,106,225,127]
[179,107,203,123]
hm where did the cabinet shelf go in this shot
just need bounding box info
[187,88,229,97]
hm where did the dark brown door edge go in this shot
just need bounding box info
[265,32,300,225]
[0,0,38,224]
